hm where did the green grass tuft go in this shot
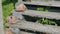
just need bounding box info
[2,0,17,29]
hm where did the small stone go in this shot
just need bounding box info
[4,28,13,34]
[15,4,26,12]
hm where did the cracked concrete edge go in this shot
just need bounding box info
[0,0,4,34]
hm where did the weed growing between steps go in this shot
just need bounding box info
[25,4,60,12]
[23,15,60,26]
[36,18,57,26]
